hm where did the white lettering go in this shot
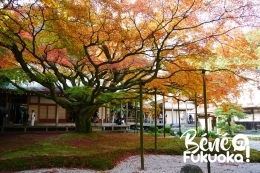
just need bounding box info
[183,151,191,162]
[208,154,217,162]
[191,154,200,163]
[184,152,245,163]
[180,129,199,154]
[200,151,208,162]
[182,130,250,163]
[218,154,226,163]
[199,137,208,152]
[225,151,234,162]
[234,154,244,163]
[232,134,249,151]
[220,137,230,151]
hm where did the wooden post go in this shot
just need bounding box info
[125,103,128,124]
[202,69,211,173]
[140,82,144,170]
[154,88,157,152]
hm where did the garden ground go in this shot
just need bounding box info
[17,154,260,173]
[1,132,260,173]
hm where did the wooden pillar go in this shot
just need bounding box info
[5,93,9,125]
[37,96,40,123]
[252,109,255,130]
[125,103,128,124]
[120,102,123,118]
[56,105,59,125]
[105,107,108,123]
[101,107,104,125]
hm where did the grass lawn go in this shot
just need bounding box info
[0,132,259,172]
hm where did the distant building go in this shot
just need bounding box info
[0,82,68,125]
[233,70,260,130]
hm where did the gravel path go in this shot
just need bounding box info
[18,154,260,173]
[248,140,260,151]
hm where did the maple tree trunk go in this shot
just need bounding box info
[227,116,232,135]
[75,113,93,133]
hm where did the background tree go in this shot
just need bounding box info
[214,102,247,135]
[0,0,259,133]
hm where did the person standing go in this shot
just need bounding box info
[31,110,35,126]
[188,114,193,124]
[94,110,99,123]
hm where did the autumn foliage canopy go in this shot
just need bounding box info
[0,0,260,132]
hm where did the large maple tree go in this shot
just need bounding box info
[0,0,259,133]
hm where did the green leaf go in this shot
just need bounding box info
[64,86,93,100]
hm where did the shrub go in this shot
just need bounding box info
[150,125,158,132]
[180,164,203,173]
[208,130,218,138]
[196,127,205,137]
[165,126,171,133]
[217,122,245,135]
[157,126,171,133]
[177,130,182,136]
[233,124,245,133]
[158,128,164,133]
[170,129,175,136]
[180,128,218,138]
